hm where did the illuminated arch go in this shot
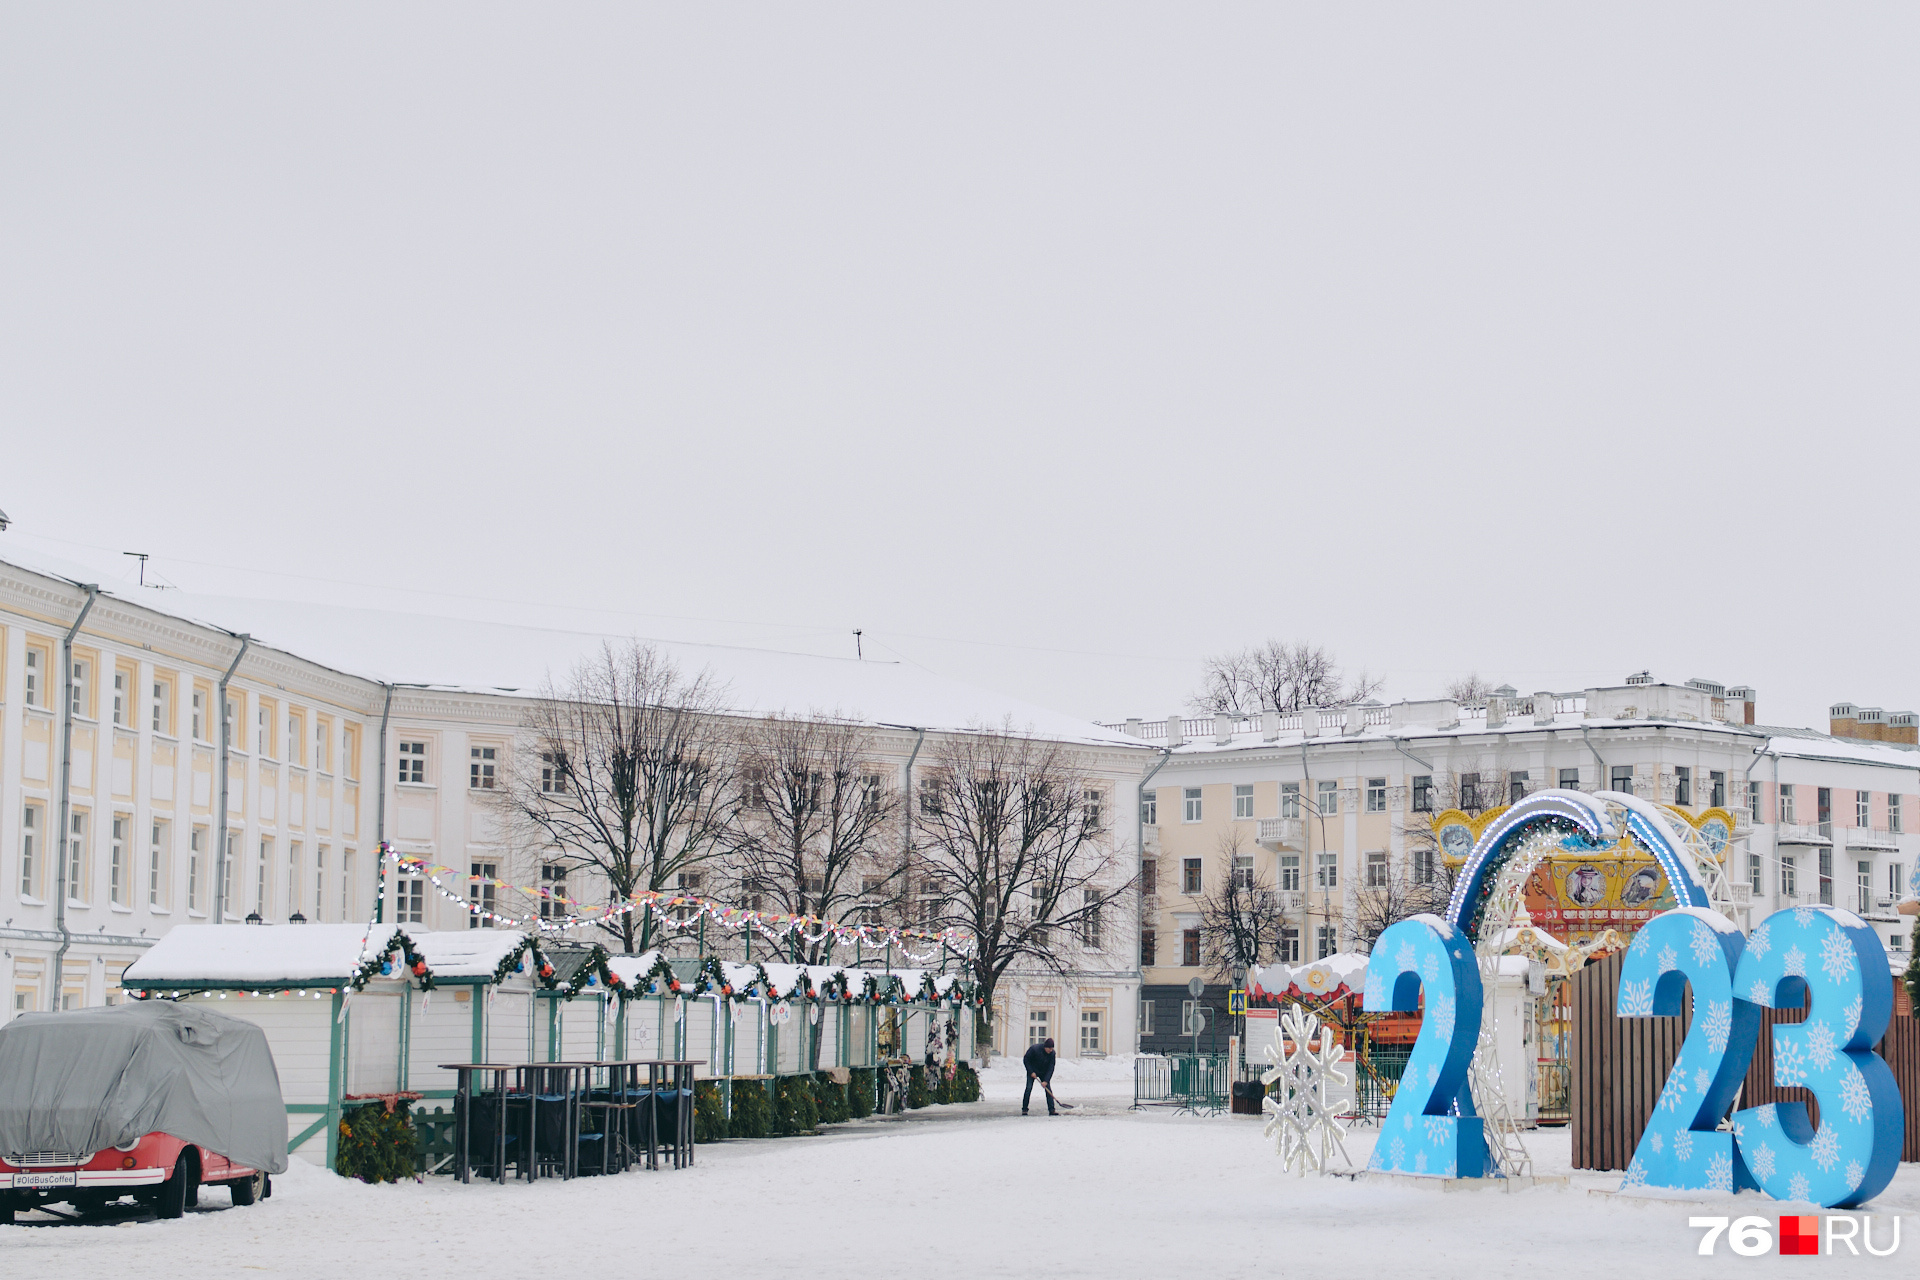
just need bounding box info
[1443,789,1712,941]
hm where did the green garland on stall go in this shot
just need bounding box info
[348,930,436,993]
[693,1081,728,1143]
[773,1075,820,1136]
[848,1067,876,1118]
[729,1079,774,1138]
[336,1101,417,1183]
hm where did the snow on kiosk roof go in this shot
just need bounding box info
[123,923,541,991]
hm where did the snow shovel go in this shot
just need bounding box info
[1042,1083,1076,1111]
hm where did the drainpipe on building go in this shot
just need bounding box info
[50,584,99,1007]
[1580,724,1608,785]
[1389,735,1433,773]
[1133,745,1173,1022]
[374,683,396,925]
[212,633,251,928]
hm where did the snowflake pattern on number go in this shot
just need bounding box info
[1389,1137,1405,1170]
[1621,1157,1649,1190]
[1424,1116,1451,1146]
[1788,1172,1811,1202]
[1748,977,1773,1007]
[1396,939,1418,973]
[1748,925,1771,958]
[1774,1036,1809,1086]
[1838,1072,1872,1124]
[1650,1130,1664,1154]
[1701,999,1732,1054]
[1783,944,1807,978]
[1363,974,1387,1007]
[1657,944,1679,973]
[1755,1102,1777,1129]
[1422,952,1440,986]
[1845,1160,1864,1190]
[1618,978,1655,1017]
[1749,1142,1776,1179]
[1705,1152,1733,1193]
[1843,995,1863,1041]
[1630,931,1652,957]
[1426,1063,1439,1088]
[1820,929,1857,983]
[1793,906,1815,928]
[1694,1067,1713,1096]
[1809,1127,1841,1173]
[1673,1130,1694,1162]
[1414,1151,1428,1174]
[1429,993,1455,1040]
[1658,1073,1689,1113]
[1804,1021,1837,1071]
[1690,921,1719,966]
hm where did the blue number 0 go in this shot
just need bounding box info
[1364,915,1484,1177]
[1730,904,1905,1208]
[1615,906,1761,1193]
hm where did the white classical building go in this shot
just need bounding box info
[0,545,1151,1059]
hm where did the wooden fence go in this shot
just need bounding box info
[1570,949,1918,1171]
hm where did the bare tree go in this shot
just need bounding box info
[913,723,1131,1049]
[1444,672,1502,703]
[722,714,906,965]
[1190,640,1383,715]
[1352,861,1452,953]
[1197,829,1283,981]
[493,642,738,953]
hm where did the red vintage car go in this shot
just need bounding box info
[0,1134,268,1222]
[0,1001,288,1223]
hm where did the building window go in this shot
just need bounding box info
[1710,771,1726,808]
[1181,858,1203,895]
[1231,853,1254,888]
[314,719,330,773]
[287,712,304,765]
[395,875,425,924]
[314,844,327,922]
[109,816,128,907]
[287,841,303,917]
[1140,857,1157,899]
[1137,1000,1154,1036]
[1080,1009,1103,1055]
[1278,927,1300,963]
[342,849,355,919]
[862,773,884,815]
[676,870,703,893]
[152,680,172,735]
[470,861,497,928]
[1315,925,1336,959]
[1412,848,1435,885]
[1610,766,1635,797]
[256,838,271,916]
[1891,863,1906,899]
[1183,788,1203,823]
[257,706,272,759]
[221,833,237,917]
[1558,767,1580,791]
[397,741,427,784]
[1508,772,1529,804]
[1892,795,1904,833]
[1748,852,1762,895]
[1080,889,1103,949]
[1781,855,1797,899]
[343,726,360,781]
[1859,861,1873,913]
[1279,853,1300,891]
[1182,929,1201,967]
[1233,784,1254,820]
[1139,929,1156,967]
[469,746,497,790]
[540,863,568,920]
[66,811,88,904]
[1366,778,1387,813]
[1673,766,1691,807]
[191,690,207,742]
[1778,785,1795,824]
[1459,773,1480,810]
[1818,848,1833,905]
[23,648,40,707]
[1858,791,1872,828]
[1027,1009,1049,1047]
[19,803,40,899]
[1180,1000,1202,1036]
[1139,788,1157,826]
[69,659,90,717]
[148,820,169,909]
[1316,851,1338,890]
[112,670,127,726]
[1750,782,1762,823]
[1365,849,1387,889]
[187,828,204,914]
[1317,779,1339,817]
[1281,782,1301,818]
[1410,776,1432,812]
[1082,790,1104,833]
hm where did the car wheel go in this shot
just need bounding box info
[228,1173,265,1207]
[156,1154,194,1220]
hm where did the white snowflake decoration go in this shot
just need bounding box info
[1845,1160,1865,1190]
[1748,926,1771,959]
[1261,1006,1353,1176]
[1673,1130,1694,1162]
[1774,1037,1808,1086]
[1618,978,1655,1017]
[1701,999,1732,1054]
[1838,1072,1872,1124]
[1705,1152,1733,1192]
[1649,1130,1664,1154]
[1804,1021,1837,1072]
[1755,1102,1777,1129]
[1843,995,1863,1040]
[1693,1067,1713,1097]
[1690,922,1719,966]
[1809,1127,1841,1173]
[1748,977,1773,1007]
[1788,1172,1811,1202]
[1819,930,1856,983]
[1793,906,1815,928]
[1783,944,1807,978]
[1657,944,1679,973]
[1749,1141,1776,1179]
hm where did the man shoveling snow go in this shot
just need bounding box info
[1022,1038,1057,1115]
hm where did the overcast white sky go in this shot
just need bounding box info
[2,6,1915,730]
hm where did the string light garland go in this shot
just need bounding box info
[383,845,974,963]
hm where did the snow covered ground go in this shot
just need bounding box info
[6,1070,1914,1278]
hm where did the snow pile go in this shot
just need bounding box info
[409,930,532,979]
[124,923,380,986]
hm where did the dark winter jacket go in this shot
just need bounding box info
[1022,1044,1055,1082]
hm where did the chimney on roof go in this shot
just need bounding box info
[1727,685,1756,725]
[1830,702,1859,738]
[1625,670,1653,686]
[1887,712,1919,746]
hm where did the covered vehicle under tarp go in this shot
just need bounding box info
[0,1001,288,1174]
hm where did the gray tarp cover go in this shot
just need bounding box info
[0,1001,288,1174]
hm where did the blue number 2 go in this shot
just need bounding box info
[1730,904,1904,1208]
[1364,916,1484,1178]
[1615,907,1761,1194]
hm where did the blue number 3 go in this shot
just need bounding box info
[1730,905,1903,1208]
[1363,916,1485,1178]
[1615,907,1762,1194]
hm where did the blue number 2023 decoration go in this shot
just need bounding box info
[1363,915,1485,1178]
[1620,902,1903,1208]
[1615,906,1761,1194]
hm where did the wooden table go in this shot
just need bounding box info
[437,1064,515,1185]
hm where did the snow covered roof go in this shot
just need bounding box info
[124,923,382,987]
[1755,728,1920,771]
[409,929,533,979]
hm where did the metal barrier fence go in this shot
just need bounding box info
[1133,1054,1229,1114]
